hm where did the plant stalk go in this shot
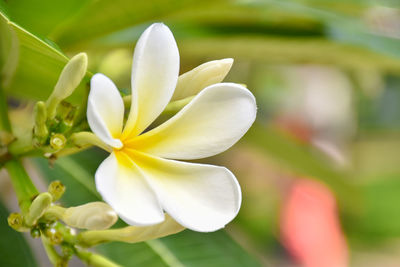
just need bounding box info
[76,249,122,267]
[0,85,11,132]
[4,159,39,213]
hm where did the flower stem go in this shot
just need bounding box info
[4,159,39,214]
[75,249,122,267]
[0,85,11,132]
[41,237,64,266]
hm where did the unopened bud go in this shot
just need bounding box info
[172,58,233,101]
[8,213,24,231]
[50,134,67,151]
[56,262,68,267]
[25,192,53,226]
[30,227,41,238]
[46,53,88,119]
[56,102,77,132]
[46,228,63,245]
[33,101,49,145]
[63,202,118,230]
[61,245,74,258]
[48,181,66,201]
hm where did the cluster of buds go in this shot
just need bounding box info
[32,53,88,156]
[7,179,183,266]
[7,181,118,235]
[7,180,122,266]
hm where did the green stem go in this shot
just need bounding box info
[41,237,64,266]
[4,159,39,213]
[75,249,122,267]
[0,85,11,132]
[7,133,36,156]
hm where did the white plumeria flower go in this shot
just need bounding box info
[87,23,257,232]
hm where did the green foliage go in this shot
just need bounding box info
[0,200,37,267]
[97,231,260,267]
[0,6,89,103]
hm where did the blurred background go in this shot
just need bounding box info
[2,0,400,266]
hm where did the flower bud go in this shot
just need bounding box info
[50,134,67,151]
[171,58,233,101]
[61,245,74,258]
[30,227,41,238]
[46,228,63,245]
[48,180,66,201]
[25,192,53,226]
[63,202,118,230]
[8,213,24,231]
[46,53,88,119]
[33,101,49,145]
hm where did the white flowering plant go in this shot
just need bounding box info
[0,15,256,266]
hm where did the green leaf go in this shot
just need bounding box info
[0,199,38,267]
[349,174,400,242]
[97,230,260,267]
[33,148,104,205]
[49,0,223,49]
[33,149,261,266]
[0,0,90,37]
[0,9,89,103]
[244,123,359,214]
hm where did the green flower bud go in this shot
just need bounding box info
[55,102,77,127]
[46,53,88,119]
[46,228,63,245]
[30,227,41,238]
[63,202,118,230]
[55,262,68,267]
[50,134,67,151]
[33,101,49,146]
[56,102,77,133]
[8,213,24,231]
[61,245,74,258]
[48,181,66,201]
[25,192,53,226]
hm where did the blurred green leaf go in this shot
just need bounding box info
[50,0,224,49]
[87,31,400,74]
[344,173,400,243]
[0,199,37,267]
[97,231,261,267]
[33,149,261,266]
[0,7,89,103]
[266,0,400,58]
[244,123,359,214]
[33,149,104,205]
[1,0,90,37]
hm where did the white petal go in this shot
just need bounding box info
[123,23,179,138]
[95,152,165,226]
[126,83,257,160]
[87,73,124,148]
[171,58,233,101]
[126,149,241,232]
